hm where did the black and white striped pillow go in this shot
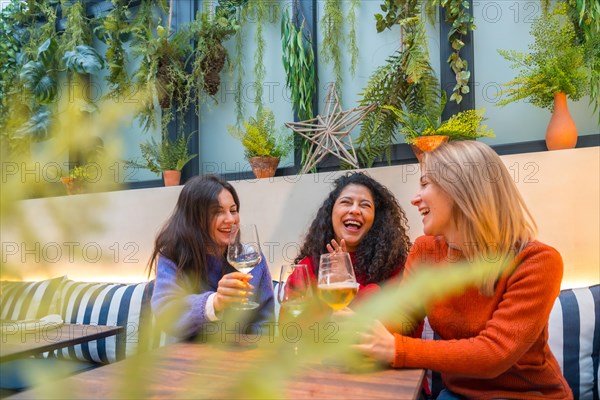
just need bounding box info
[0,276,66,321]
[53,280,160,364]
[548,284,600,400]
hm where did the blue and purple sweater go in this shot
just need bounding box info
[151,254,274,339]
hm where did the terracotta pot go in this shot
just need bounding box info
[410,135,449,162]
[163,170,181,186]
[248,156,280,179]
[545,92,578,150]
[60,177,84,195]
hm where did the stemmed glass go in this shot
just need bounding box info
[317,252,358,311]
[227,223,262,310]
[278,264,312,354]
[278,264,312,319]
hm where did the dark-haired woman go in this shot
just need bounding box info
[286,172,411,310]
[150,175,274,339]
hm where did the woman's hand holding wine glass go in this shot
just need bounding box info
[213,272,255,314]
[226,223,262,310]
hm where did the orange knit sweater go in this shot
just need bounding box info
[392,236,573,399]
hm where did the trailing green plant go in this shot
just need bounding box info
[234,11,245,125]
[348,0,360,77]
[0,1,22,117]
[376,0,475,104]
[249,0,268,112]
[0,1,60,142]
[131,1,239,133]
[281,8,315,121]
[281,7,316,170]
[0,0,105,144]
[228,108,293,160]
[95,0,132,98]
[60,0,93,51]
[439,0,475,104]
[321,0,344,99]
[356,17,439,167]
[130,133,197,175]
[498,3,589,110]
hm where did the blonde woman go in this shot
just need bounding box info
[356,141,572,399]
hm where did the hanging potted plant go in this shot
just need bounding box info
[228,108,293,179]
[384,93,495,161]
[498,3,589,150]
[128,133,197,186]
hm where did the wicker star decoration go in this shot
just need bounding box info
[285,84,376,174]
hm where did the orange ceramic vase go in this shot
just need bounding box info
[163,170,181,186]
[545,92,578,150]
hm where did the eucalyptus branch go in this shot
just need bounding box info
[348,0,360,77]
[251,0,268,113]
[234,14,245,125]
[321,0,344,101]
[281,8,315,121]
[167,0,173,34]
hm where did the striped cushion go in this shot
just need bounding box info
[421,317,443,398]
[548,284,600,400]
[0,276,66,321]
[54,280,159,364]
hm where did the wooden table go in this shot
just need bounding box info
[9,338,424,399]
[1,324,123,363]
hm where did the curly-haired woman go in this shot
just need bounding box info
[285,172,411,311]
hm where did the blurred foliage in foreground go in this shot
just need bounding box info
[1,93,144,279]
[13,259,504,399]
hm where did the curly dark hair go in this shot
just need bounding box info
[295,172,411,284]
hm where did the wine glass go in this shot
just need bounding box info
[278,264,312,319]
[317,252,359,311]
[226,223,262,310]
[278,264,312,354]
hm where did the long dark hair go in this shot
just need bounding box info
[148,175,240,290]
[295,172,411,284]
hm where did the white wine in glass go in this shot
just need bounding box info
[317,252,359,311]
[278,264,312,319]
[227,224,262,310]
[278,264,312,354]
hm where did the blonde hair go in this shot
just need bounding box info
[422,141,537,293]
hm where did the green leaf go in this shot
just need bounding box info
[37,38,58,67]
[20,61,58,104]
[64,45,106,74]
[17,106,53,141]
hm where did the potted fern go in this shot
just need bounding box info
[129,133,197,186]
[498,3,589,150]
[228,108,293,178]
[60,166,90,195]
[384,93,495,160]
